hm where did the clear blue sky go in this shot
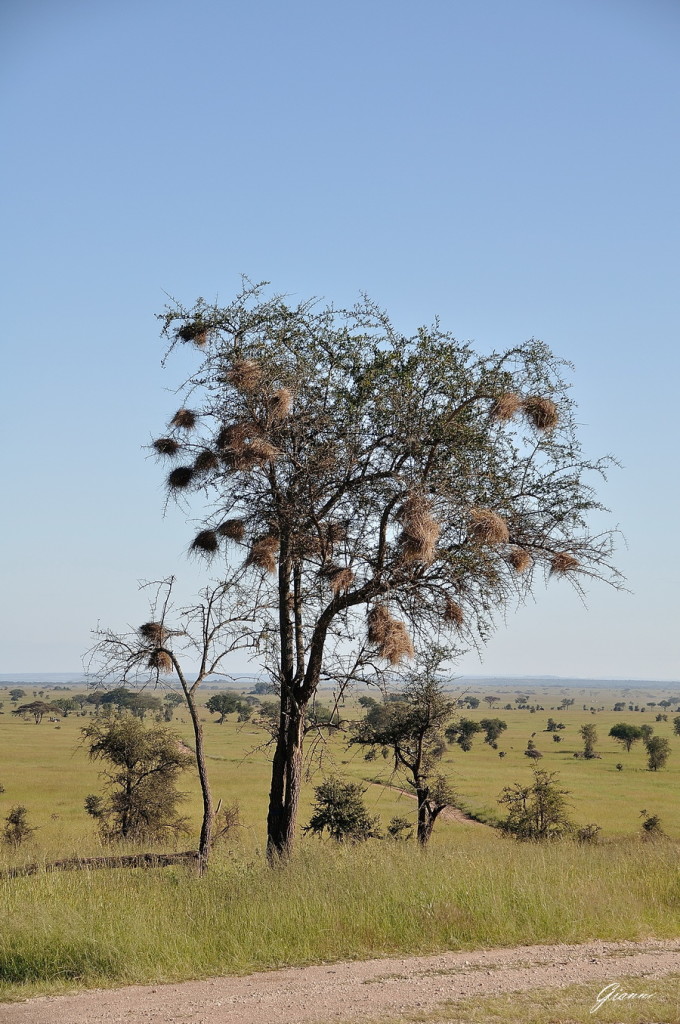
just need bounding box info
[1,0,678,679]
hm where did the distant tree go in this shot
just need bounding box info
[640,811,666,838]
[445,717,482,752]
[461,696,480,710]
[552,733,562,743]
[82,718,193,843]
[304,778,381,842]
[640,724,654,742]
[579,723,598,759]
[351,653,456,844]
[251,680,276,695]
[613,702,626,712]
[12,701,62,725]
[524,739,543,759]
[499,768,573,841]
[163,692,184,721]
[673,716,680,737]
[656,714,667,722]
[2,806,37,847]
[479,717,507,748]
[645,736,671,772]
[545,718,565,732]
[559,698,575,710]
[358,694,378,709]
[205,692,246,724]
[609,723,644,753]
[9,688,26,703]
[483,695,500,708]
[615,762,623,771]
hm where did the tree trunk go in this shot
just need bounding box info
[184,688,214,873]
[416,787,434,846]
[266,696,305,861]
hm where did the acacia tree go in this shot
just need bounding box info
[149,280,621,859]
[351,653,456,845]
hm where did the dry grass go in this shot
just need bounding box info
[190,530,219,556]
[227,358,261,393]
[368,606,414,665]
[444,598,464,627]
[217,519,245,542]
[246,535,280,574]
[146,649,173,674]
[399,492,440,564]
[170,408,198,430]
[152,437,181,457]
[508,548,532,573]
[468,508,509,546]
[167,466,194,490]
[551,551,579,574]
[523,396,559,431]
[490,392,522,421]
[269,387,292,420]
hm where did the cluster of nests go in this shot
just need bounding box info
[138,621,173,674]
[490,393,559,432]
[152,355,292,489]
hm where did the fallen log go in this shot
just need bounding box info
[0,850,199,880]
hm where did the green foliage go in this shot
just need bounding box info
[386,816,414,841]
[609,722,643,752]
[2,805,37,847]
[479,717,507,748]
[499,768,574,841]
[673,715,680,737]
[205,692,248,724]
[82,718,193,843]
[579,723,598,758]
[445,717,481,751]
[11,701,62,724]
[304,778,382,842]
[640,812,666,838]
[645,736,671,771]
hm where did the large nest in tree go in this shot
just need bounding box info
[193,449,220,474]
[228,438,280,472]
[444,598,464,627]
[217,518,245,542]
[367,606,414,666]
[490,393,522,422]
[246,535,280,574]
[170,408,198,430]
[469,508,509,545]
[216,422,249,453]
[321,563,354,594]
[191,530,219,556]
[153,437,181,457]
[139,622,169,644]
[168,466,194,490]
[326,521,347,545]
[148,649,173,674]
[398,491,440,564]
[508,548,532,573]
[268,387,292,420]
[550,552,579,575]
[227,358,261,393]
[176,322,208,347]
[523,396,559,431]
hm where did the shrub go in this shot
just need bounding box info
[304,778,382,842]
[499,768,573,841]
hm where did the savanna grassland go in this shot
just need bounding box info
[0,681,679,1002]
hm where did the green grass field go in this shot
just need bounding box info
[0,682,679,1002]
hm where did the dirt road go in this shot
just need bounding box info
[2,939,678,1024]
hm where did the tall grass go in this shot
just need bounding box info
[2,833,679,1001]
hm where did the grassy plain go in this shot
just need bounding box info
[0,682,679,1001]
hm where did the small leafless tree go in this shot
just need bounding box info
[87,575,262,871]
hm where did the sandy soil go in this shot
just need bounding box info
[2,939,678,1024]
